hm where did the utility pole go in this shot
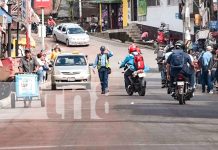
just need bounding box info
[184,0,191,43]
[79,0,82,19]
[16,1,20,56]
[7,0,13,57]
[41,7,45,51]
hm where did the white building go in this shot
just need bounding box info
[128,0,195,36]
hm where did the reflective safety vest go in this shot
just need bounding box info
[97,53,110,69]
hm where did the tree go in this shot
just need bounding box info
[66,0,75,21]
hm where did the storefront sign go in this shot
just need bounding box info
[34,0,51,8]
[138,0,147,16]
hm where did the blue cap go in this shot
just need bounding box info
[100,46,106,51]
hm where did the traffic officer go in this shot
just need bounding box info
[93,46,113,94]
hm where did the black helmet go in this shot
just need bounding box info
[100,46,106,51]
[168,44,175,52]
[175,40,185,50]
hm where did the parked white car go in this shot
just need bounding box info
[53,23,90,46]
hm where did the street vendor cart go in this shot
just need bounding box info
[11,73,45,108]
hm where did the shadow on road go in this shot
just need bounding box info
[113,100,218,119]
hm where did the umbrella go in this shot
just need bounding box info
[18,37,36,48]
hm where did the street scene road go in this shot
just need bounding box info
[0,36,218,150]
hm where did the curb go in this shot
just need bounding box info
[0,95,10,109]
[90,34,154,50]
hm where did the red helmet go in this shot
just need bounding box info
[128,44,137,53]
[136,47,141,54]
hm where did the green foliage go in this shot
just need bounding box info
[66,0,75,21]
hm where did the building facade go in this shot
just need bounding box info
[124,0,197,41]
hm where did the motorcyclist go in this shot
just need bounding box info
[158,44,174,88]
[47,16,56,34]
[166,40,195,94]
[47,16,56,27]
[119,44,138,89]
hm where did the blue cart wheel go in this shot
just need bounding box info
[41,94,45,107]
[11,93,16,108]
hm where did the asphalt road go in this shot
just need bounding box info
[0,36,218,150]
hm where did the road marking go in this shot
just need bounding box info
[0,143,218,149]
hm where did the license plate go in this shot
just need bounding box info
[138,73,146,78]
[68,77,75,81]
[177,81,184,86]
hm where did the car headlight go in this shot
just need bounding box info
[54,69,61,75]
[80,71,90,78]
[86,37,90,41]
[69,37,76,41]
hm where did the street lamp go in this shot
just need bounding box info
[7,0,13,57]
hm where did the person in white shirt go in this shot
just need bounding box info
[36,53,44,83]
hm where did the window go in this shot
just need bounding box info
[62,27,66,32]
[168,0,179,5]
[147,0,160,6]
[68,28,85,34]
[58,25,62,30]
[55,56,87,66]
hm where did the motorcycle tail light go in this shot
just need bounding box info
[137,70,143,73]
[178,74,184,80]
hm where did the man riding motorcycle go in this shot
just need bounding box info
[119,44,138,90]
[119,44,149,90]
[157,44,174,88]
[47,16,56,35]
[166,40,195,94]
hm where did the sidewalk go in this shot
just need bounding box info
[90,32,154,50]
[0,33,51,108]
[0,96,10,109]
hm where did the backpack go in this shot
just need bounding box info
[198,52,212,70]
[157,32,164,43]
[170,51,185,69]
[134,54,145,70]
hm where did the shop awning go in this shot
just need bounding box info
[93,0,122,3]
[0,7,12,23]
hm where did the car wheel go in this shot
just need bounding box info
[51,83,56,90]
[66,39,70,47]
[53,35,58,42]
[138,86,146,96]
[86,83,91,90]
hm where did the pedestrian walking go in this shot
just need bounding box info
[199,45,213,94]
[93,46,113,94]
[36,53,44,83]
[211,49,218,91]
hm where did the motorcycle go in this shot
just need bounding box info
[31,23,38,34]
[46,25,54,37]
[170,73,193,105]
[122,64,147,96]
